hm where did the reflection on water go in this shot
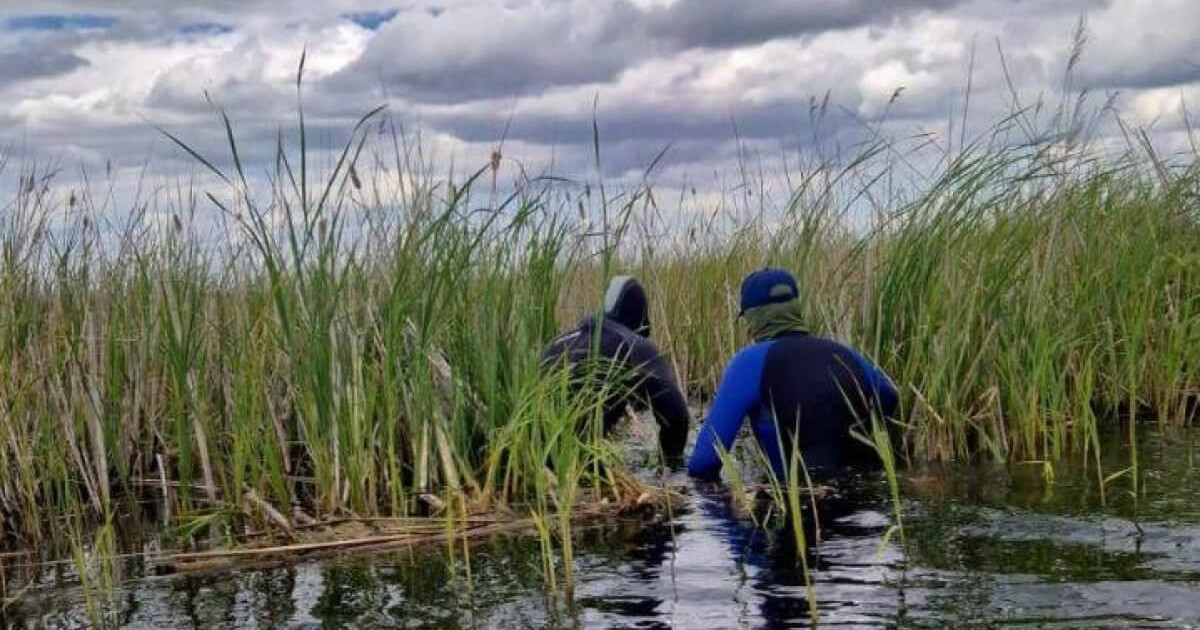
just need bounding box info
[6,428,1200,629]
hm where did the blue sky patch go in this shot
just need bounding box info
[179,22,235,36]
[6,14,119,31]
[342,9,399,30]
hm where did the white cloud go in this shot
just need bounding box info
[0,0,1196,201]
[1077,0,1200,88]
[859,60,941,117]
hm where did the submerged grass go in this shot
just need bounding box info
[1,55,1200,610]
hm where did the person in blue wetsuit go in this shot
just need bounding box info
[542,276,691,460]
[688,268,899,481]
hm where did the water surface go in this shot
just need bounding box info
[6,427,1200,629]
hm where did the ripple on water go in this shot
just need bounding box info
[5,428,1200,628]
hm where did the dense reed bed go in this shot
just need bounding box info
[641,134,1200,472]
[1,77,1198,582]
[0,112,646,555]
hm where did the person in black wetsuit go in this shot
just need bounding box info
[688,268,899,482]
[541,276,691,461]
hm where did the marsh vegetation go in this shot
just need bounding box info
[1,56,1199,625]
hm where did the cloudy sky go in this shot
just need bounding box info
[2,0,1198,202]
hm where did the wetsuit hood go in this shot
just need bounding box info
[603,276,651,337]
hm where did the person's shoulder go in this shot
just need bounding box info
[820,338,880,373]
[737,339,776,355]
[779,333,855,355]
[546,320,588,347]
[826,337,872,360]
[765,334,866,369]
[583,317,655,360]
[727,340,774,370]
[609,321,665,358]
[542,317,598,354]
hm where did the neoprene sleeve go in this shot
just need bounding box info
[687,342,771,480]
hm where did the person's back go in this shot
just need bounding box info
[541,277,691,458]
[688,269,898,481]
[757,332,896,471]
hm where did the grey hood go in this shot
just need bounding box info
[603,276,651,337]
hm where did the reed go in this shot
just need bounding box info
[0,80,646,571]
[0,55,1198,609]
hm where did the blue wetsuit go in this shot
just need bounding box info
[687,332,898,481]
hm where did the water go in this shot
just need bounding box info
[6,427,1200,629]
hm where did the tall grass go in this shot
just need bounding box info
[0,60,1199,601]
[641,135,1200,472]
[0,94,642,566]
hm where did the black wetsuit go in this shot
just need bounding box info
[541,315,691,457]
[541,276,691,458]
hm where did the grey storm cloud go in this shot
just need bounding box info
[423,97,841,146]
[1086,62,1200,90]
[0,50,88,84]
[1077,33,1200,89]
[0,1,397,21]
[329,0,970,103]
[1,0,1199,192]
[640,0,967,49]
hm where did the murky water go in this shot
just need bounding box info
[6,427,1200,629]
